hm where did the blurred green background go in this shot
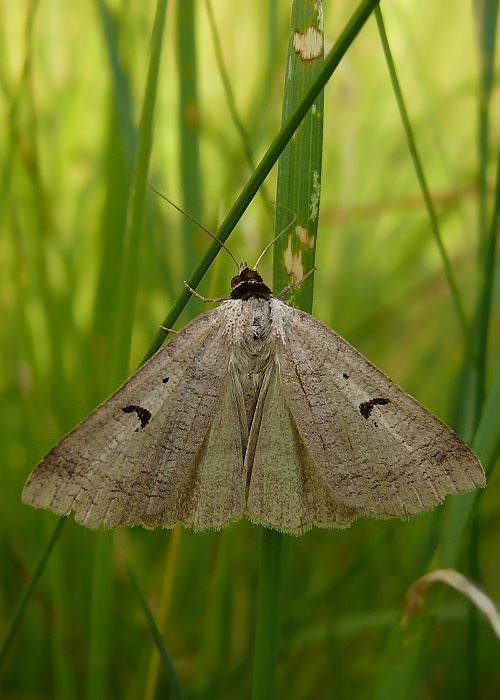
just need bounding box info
[1,1,499,698]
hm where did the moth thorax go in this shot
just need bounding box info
[230,266,272,301]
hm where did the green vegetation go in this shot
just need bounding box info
[1,1,498,698]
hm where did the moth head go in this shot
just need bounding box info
[230,265,272,300]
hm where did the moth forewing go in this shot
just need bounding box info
[23,306,239,529]
[22,265,485,534]
[272,302,485,519]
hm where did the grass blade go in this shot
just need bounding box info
[89,3,169,697]
[126,563,186,700]
[476,0,499,244]
[114,0,169,381]
[177,0,204,276]
[0,518,66,670]
[142,0,381,364]
[253,1,325,697]
[252,529,292,698]
[374,7,469,341]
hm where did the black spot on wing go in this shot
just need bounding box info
[342,372,349,380]
[359,397,390,420]
[122,404,152,430]
[162,377,169,384]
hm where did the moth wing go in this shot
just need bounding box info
[271,300,485,520]
[23,305,247,530]
[141,361,248,531]
[245,364,362,533]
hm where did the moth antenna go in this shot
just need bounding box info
[253,202,297,269]
[129,168,240,269]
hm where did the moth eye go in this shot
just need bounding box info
[230,275,240,288]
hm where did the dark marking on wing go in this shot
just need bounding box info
[342,372,349,380]
[359,397,390,420]
[122,404,152,429]
[162,377,169,384]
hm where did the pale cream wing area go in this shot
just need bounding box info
[141,363,247,530]
[245,363,362,532]
[22,305,247,530]
[269,300,485,519]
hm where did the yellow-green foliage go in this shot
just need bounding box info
[1,1,498,698]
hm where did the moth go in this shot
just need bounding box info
[23,261,485,534]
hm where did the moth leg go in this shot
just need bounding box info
[184,281,231,303]
[276,267,316,299]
